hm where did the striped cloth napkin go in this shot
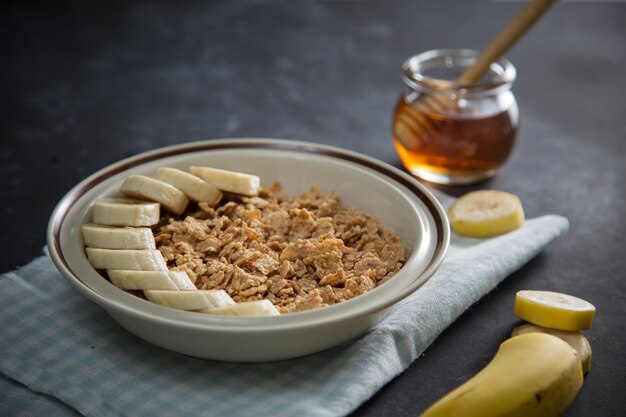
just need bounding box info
[0,193,568,417]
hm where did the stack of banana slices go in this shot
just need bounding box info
[81,166,279,317]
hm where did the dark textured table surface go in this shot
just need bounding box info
[2,1,625,416]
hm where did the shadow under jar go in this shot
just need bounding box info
[392,49,519,185]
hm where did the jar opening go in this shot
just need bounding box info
[402,49,516,96]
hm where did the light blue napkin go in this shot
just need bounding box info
[0,192,568,417]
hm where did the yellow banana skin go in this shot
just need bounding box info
[420,333,583,417]
[511,323,592,374]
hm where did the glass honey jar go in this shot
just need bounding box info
[392,49,519,185]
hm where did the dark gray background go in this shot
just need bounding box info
[2,1,625,416]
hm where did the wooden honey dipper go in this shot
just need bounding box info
[397,0,559,150]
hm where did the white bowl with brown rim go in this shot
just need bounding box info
[47,138,449,362]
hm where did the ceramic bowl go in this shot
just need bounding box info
[47,138,449,362]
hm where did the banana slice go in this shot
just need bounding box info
[514,290,596,331]
[448,190,525,238]
[201,299,280,316]
[107,270,196,290]
[144,289,235,310]
[189,166,260,196]
[81,223,156,249]
[85,248,167,271]
[511,323,592,374]
[92,198,160,227]
[120,175,189,215]
[153,167,223,206]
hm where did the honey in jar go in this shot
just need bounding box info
[393,49,519,185]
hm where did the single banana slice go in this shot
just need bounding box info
[153,167,223,206]
[92,197,160,227]
[120,175,189,215]
[514,290,596,331]
[201,299,280,316]
[107,270,196,290]
[420,333,583,417]
[144,289,235,310]
[86,248,167,271]
[189,166,260,196]
[448,190,525,238]
[81,223,156,249]
[511,323,592,374]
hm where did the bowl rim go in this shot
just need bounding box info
[47,138,450,331]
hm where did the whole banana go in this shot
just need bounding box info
[420,332,583,417]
